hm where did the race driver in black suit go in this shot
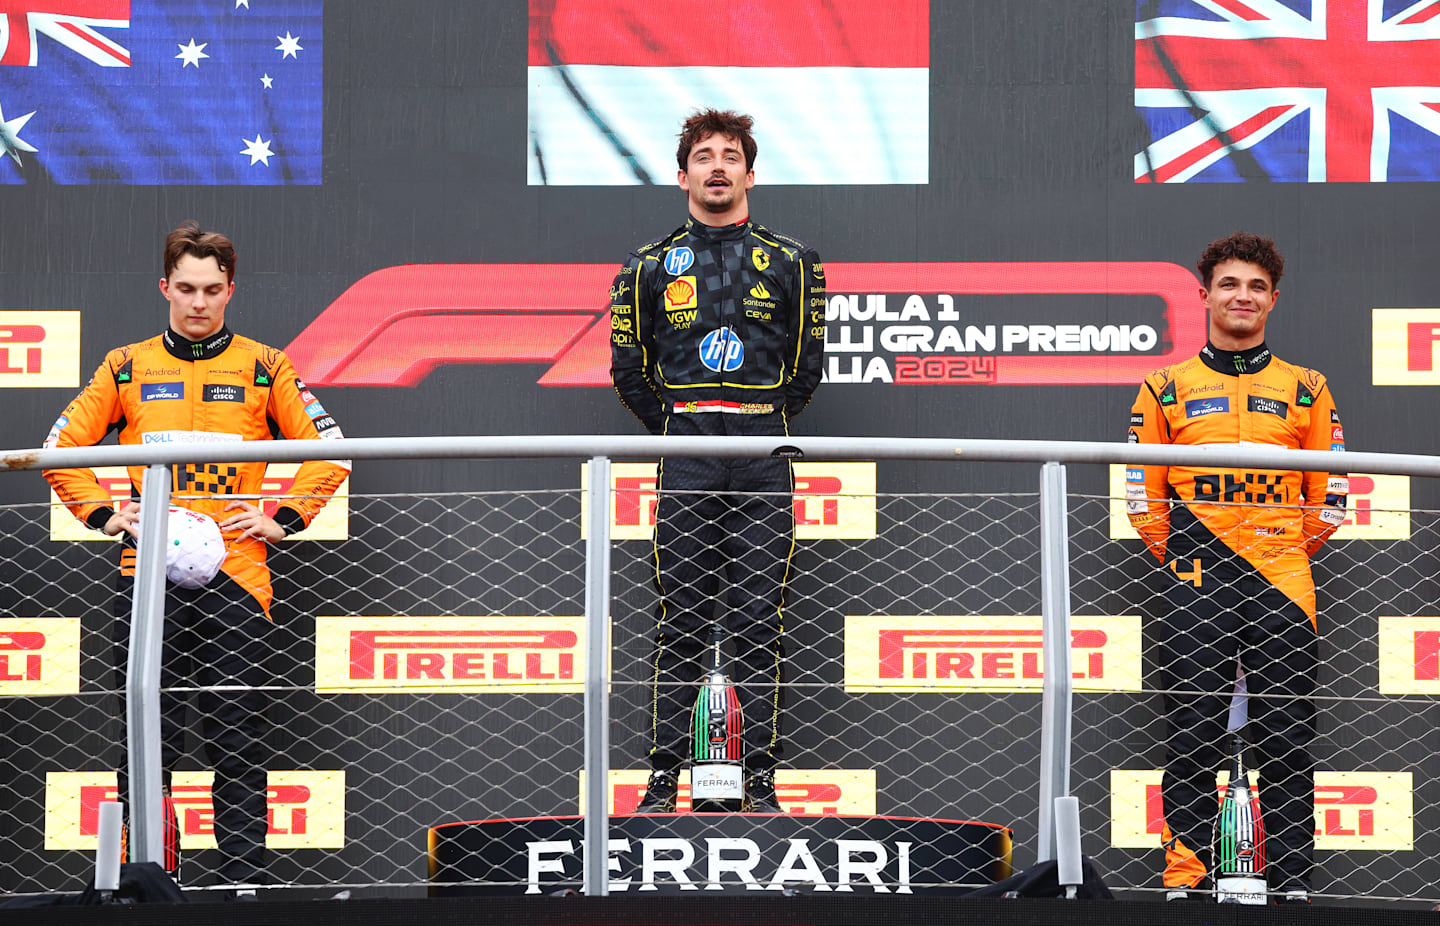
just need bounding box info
[610,109,825,814]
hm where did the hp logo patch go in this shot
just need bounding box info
[699,327,744,373]
[664,247,695,275]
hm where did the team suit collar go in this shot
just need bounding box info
[1199,340,1271,376]
[163,325,234,361]
[685,216,751,242]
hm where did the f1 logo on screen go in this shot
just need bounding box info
[281,263,1205,388]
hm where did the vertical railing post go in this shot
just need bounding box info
[127,463,171,867]
[582,456,613,896]
[1036,461,1074,862]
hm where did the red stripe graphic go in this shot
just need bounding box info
[1402,3,1440,25]
[528,0,927,68]
[284,261,1204,389]
[58,20,128,64]
[1136,105,1292,183]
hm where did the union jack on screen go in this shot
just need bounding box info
[0,1,322,185]
[1134,0,1440,182]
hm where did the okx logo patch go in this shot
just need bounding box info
[699,327,744,373]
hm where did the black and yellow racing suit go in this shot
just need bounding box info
[610,217,825,774]
[1127,341,1347,894]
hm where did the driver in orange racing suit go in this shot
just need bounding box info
[43,221,348,893]
[1126,232,1346,903]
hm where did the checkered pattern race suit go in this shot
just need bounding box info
[610,217,825,775]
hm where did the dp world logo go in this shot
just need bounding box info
[699,328,744,373]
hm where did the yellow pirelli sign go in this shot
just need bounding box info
[843,615,1142,693]
[1107,465,1409,541]
[1109,769,1412,851]
[581,461,878,541]
[583,768,878,816]
[49,463,350,541]
[1377,616,1440,695]
[0,618,80,696]
[0,310,80,388]
[1373,309,1440,385]
[316,615,587,694]
[45,770,345,850]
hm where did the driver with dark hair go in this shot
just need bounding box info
[1126,231,1346,903]
[610,109,825,814]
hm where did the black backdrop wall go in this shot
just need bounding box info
[3,0,1439,900]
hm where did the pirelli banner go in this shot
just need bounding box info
[48,464,350,541]
[1109,769,1413,852]
[0,311,80,389]
[581,461,877,541]
[1373,310,1440,385]
[316,616,588,694]
[0,619,80,696]
[580,768,879,816]
[844,615,1141,692]
[1377,617,1440,695]
[45,770,345,851]
[1105,465,1412,541]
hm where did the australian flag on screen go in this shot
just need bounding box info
[0,0,322,184]
[1134,0,1440,182]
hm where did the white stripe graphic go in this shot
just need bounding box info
[528,65,928,185]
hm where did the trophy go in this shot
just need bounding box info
[689,628,744,812]
[1213,731,1266,904]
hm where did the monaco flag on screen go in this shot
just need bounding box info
[1134,0,1440,182]
[527,0,929,185]
[0,0,322,184]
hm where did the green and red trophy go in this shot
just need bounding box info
[1213,731,1266,904]
[689,630,744,812]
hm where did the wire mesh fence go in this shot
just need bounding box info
[1070,479,1440,904]
[2,449,1438,905]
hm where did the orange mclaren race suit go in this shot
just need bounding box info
[1126,341,1347,895]
[610,217,825,777]
[43,326,349,884]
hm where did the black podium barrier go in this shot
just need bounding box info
[429,814,1013,896]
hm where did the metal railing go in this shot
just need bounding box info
[3,435,1433,902]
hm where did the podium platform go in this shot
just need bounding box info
[429,813,1013,895]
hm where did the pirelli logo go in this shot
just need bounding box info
[1332,474,1410,540]
[0,310,81,388]
[256,464,350,540]
[45,770,345,850]
[316,616,587,693]
[581,768,877,816]
[1375,616,1440,694]
[49,464,350,541]
[0,619,80,696]
[580,461,877,541]
[843,615,1141,692]
[1106,465,1410,541]
[1109,769,1412,851]
[1373,309,1440,385]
